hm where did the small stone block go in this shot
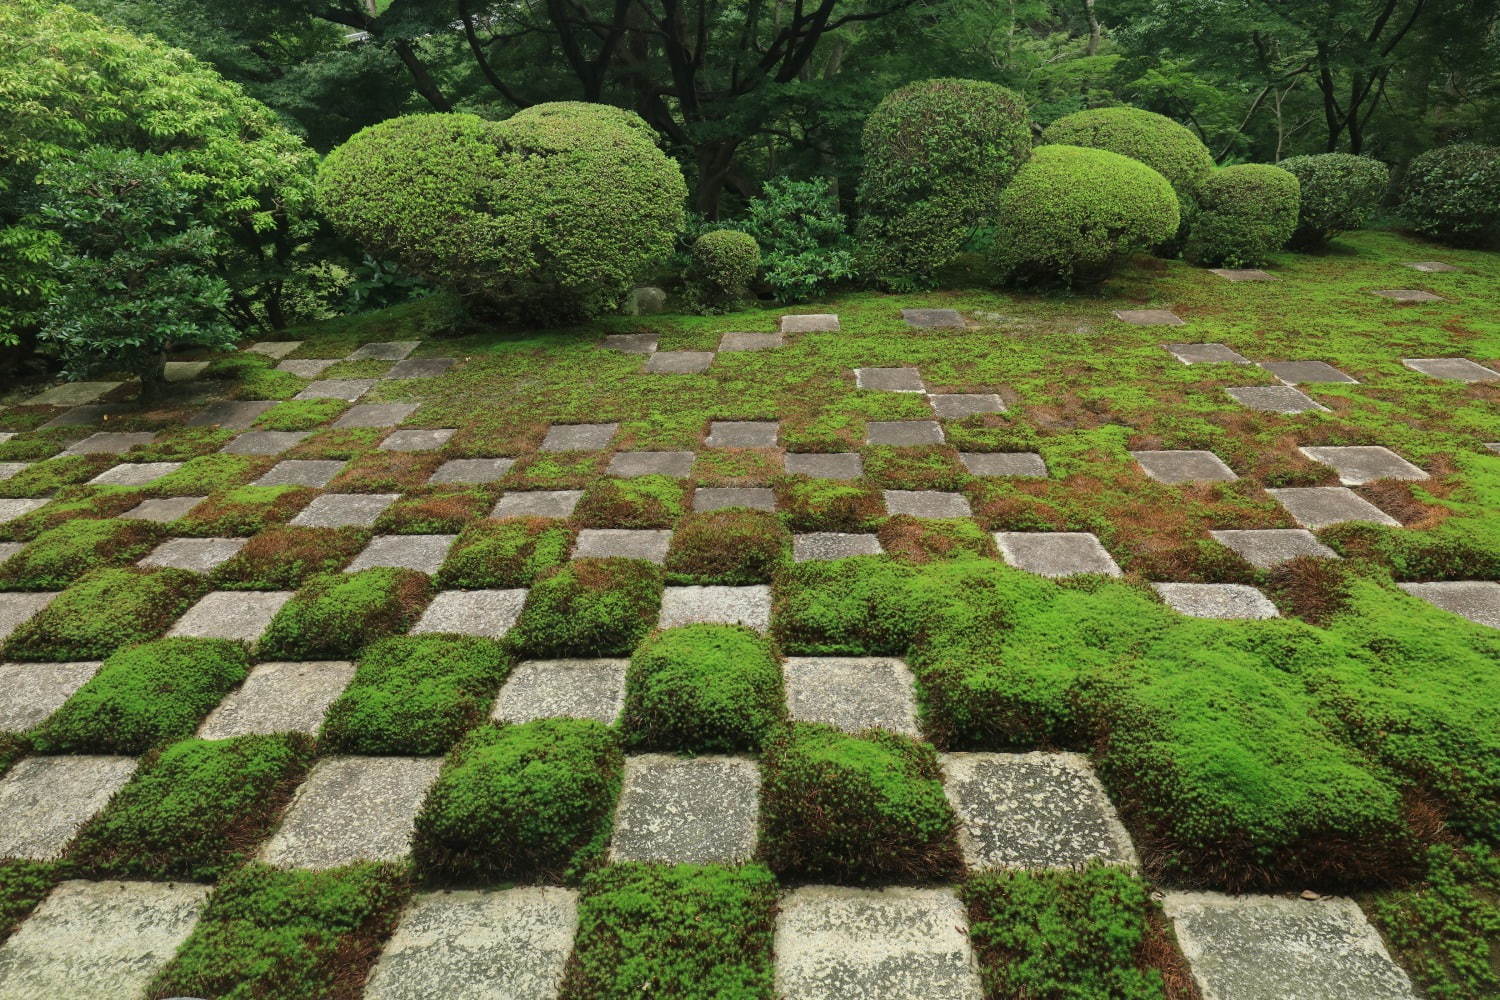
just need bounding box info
[659,585,771,631]
[541,423,619,452]
[610,754,759,864]
[186,400,275,429]
[1372,288,1442,302]
[785,453,862,479]
[1209,529,1339,569]
[40,404,131,429]
[88,461,182,486]
[0,591,55,639]
[1,500,49,526]
[995,531,1121,577]
[601,334,658,354]
[1401,358,1500,382]
[492,491,582,519]
[780,314,839,333]
[793,533,883,561]
[902,307,965,328]
[930,393,1006,418]
[1397,581,1500,629]
[119,496,207,522]
[169,590,294,641]
[1152,582,1279,620]
[0,661,100,731]
[1164,343,1250,365]
[0,543,20,563]
[25,382,122,406]
[783,657,920,737]
[346,534,456,574]
[347,340,420,361]
[276,358,337,378]
[644,351,714,374]
[1258,361,1357,384]
[222,430,310,455]
[139,537,246,572]
[718,332,784,352]
[295,378,378,402]
[883,490,972,518]
[1225,385,1327,413]
[0,756,137,859]
[1298,445,1427,485]
[573,528,672,563]
[386,358,456,379]
[430,458,515,484]
[1267,487,1400,529]
[692,487,775,512]
[866,420,944,446]
[64,431,156,455]
[197,661,357,739]
[1403,261,1459,272]
[0,462,30,481]
[164,361,210,382]
[412,589,527,639]
[607,450,695,478]
[290,493,398,528]
[256,459,346,488]
[1130,450,1238,484]
[333,402,420,428]
[491,659,628,725]
[261,756,443,869]
[706,420,779,448]
[1114,309,1184,326]
[1209,268,1276,281]
[246,341,302,359]
[380,428,455,452]
[855,367,926,392]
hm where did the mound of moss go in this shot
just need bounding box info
[436,517,573,588]
[622,625,784,752]
[1,567,209,661]
[575,475,687,529]
[171,484,314,536]
[257,567,432,660]
[509,558,663,657]
[663,509,790,585]
[776,478,884,533]
[210,525,368,589]
[0,517,163,590]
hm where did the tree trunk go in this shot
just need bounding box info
[1083,0,1102,55]
[693,140,743,218]
[392,39,453,112]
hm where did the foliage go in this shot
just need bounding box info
[510,558,665,657]
[664,509,791,584]
[775,478,885,532]
[257,567,433,660]
[1279,153,1390,247]
[1185,163,1301,267]
[686,230,760,313]
[436,517,574,588]
[739,178,858,302]
[878,515,998,564]
[254,398,348,431]
[1040,106,1214,204]
[0,567,209,661]
[171,485,313,536]
[210,526,368,589]
[772,555,928,656]
[622,625,784,752]
[575,475,687,528]
[1401,144,1500,246]
[0,517,162,590]
[0,861,58,945]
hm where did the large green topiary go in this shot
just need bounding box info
[1186,163,1300,267]
[1401,143,1500,246]
[1279,153,1390,248]
[316,104,687,322]
[857,78,1031,288]
[1041,107,1214,204]
[990,145,1180,288]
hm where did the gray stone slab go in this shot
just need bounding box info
[607,450,695,478]
[380,428,455,452]
[1164,343,1250,365]
[1298,445,1427,485]
[88,461,183,486]
[347,340,420,361]
[600,334,658,354]
[867,420,944,446]
[0,591,55,640]
[1114,309,1183,326]
[0,543,21,563]
[364,887,579,1000]
[995,532,1121,577]
[412,588,527,639]
[1487,443,1500,453]
[261,756,442,869]
[706,420,779,448]
[0,756,137,859]
[1152,582,1279,619]
[930,393,1006,419]
[573,528,672,563]
[785,452,862,479]
[0,880,209,1000]
[430,458,515,484]
[164,360,210,382]
[1226,385,1327,413]
[290,493,398,528]
[490,659,628,725]
[1401,357,1499,382]
[197,660,357,739]
[775,886,983,1000]
[644,351,714,374]
[334,402,420,428]
[139,537,246,572]
[855,367,926,393]
[780,314,840,333]
[902,308,965,328]
[1259,361,1357,384]
[186,399,275,429]
[25,382,122,406]
[1210,529,1339,568]
[1130,449,1238,484]
[1209,268,1276,281]
[0,501,49,526]
[256,459,346,488]
[39,404,131,428]
[1403,261,1460,272]
[793,533,882,561]
[1372,288,1442,302]
[718,332,784,352]
[222,430,310,455]
[346,534,455,574]
[783,657,919,737]
[276,358,337,378]
[1267,487,1400,529]
[168,590,294,642]
[1163,892,1417,1000]
[0,661,100,731]
[692,487,776,512]
[387,358,457,379]
[941,751,1136,870]
[246,340,302,359]
[0,434,12,446]
[659,585,771,631]
[295,378,377,402]
[1398,581,1500,629]
[609,754,759,864]
[883,490,972,518]
[541,423,619,452]
[0,462,30,482]
[492,491,581,519]
[119,496,207,522]
[64,431,156,455]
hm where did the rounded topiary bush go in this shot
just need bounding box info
[687,230,759,312]
[1279,153,1390,247]
[856,78,1031,288]
[1040,106,1213,204]
[1401,143,1500,246]
[1185,163,1300,267]
[316,103,686,323]
[989,144,1180,288]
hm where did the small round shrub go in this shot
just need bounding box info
[1186,163,1300,267]
[1041,106,1214,204]
[857,78,1031,287]
[622,625,784,752]
[1279,153,1390,247]
[990,145,1180,287]
[1401,143,1500,246]
[686,230,759,312]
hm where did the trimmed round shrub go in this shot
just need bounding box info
[857,78,1031,287]
[1185,163,1300,267]
[1279,153,1390,247]
[686,230,759,312]
[990,145,1180,288]
[1041,106,1214,203]
[1401,143,1500,246]
[317,103,686,322]
[621,625,784,752]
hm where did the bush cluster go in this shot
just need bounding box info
[740,178,857,302]
[436,517,574,589]
[258,567,433,660]
[1400,143,1500,246]
[510,558,664,657]
[685,230,759,312]
[621,625,784,752]
[1041,106,1213,205]
[1279,153,1390,247]
[1185,163,1300,266]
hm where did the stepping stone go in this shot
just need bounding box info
[0,591,55,640]
[492,490,582,519]
[609,754,759,864]
[431,458,515,484]
[276,358,337,378]
[783,657,919,737]
[295,378,377,401]
[0,756,137,859]
[412,588,527,639]
[221,430,310,455]
[364,887,579,1000]
[0,661,100,731]
[186,399,276,429]
[930,393,1006,419]
[1114,309,1184,326]
[1298,445,1427,485]
[1397,581,1500,629]
[1267,487,1400,529]
[380,428,455,452]
[1401,357,1500,382]
[854,367,926,392]
[780,314,839,333]
[491,659,628,725]
[1130,450,1237,484]
[290,493,398,527]
[1225,385,1327,413]
[333,402,420,428]
[0,500,49,526]
[256,459,346,488]
[261,756,443,869]
[994,532,1121,577]
[573,528,672,563]
[644,351,714,374]
[1209,529,1339,568]
[718,332,783,351]
[1163,892,1418,1000]
[0,880,209,1000]
[1372,288,1442,302]
[347,340,420,361]
[902,307,965,328]
[775,886,983,1000]
[0,434,13,445]
[169,590,294,641]
[693,487,775,512]
[386,358,455,379]
[120,496,207,522]
[1403,261,1460,273]
[541,423,619,452]
[25,381,122,406]
[793,533,882,561]
[960,452,1048,477]
[246,340,302,359]
[659,585,772,631]
[1164,342,1250,365]
[1152,582,1279,619]
[139,537,246,572]
[40,404,131,428]
[706,420,779,448]
[941,751,1136,869]
[1209,268,1276,281]
[601,333,658,354]
[1487,443,1500,453]
[346,534,456,574]
[883,489,972,518]
[87,461,182,486]
[197,661,358,739]
[0,462,30,481]
[163,360,209,382]
[64,431,156,455]
[0,543,22,563]
[785,453,862,479]
[866,420,944,446]
[1258,360,1357,384]
[607,450,695,478]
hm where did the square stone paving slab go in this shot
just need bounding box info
[347,534,455,574]
[246,340,302,359]
[1114,309,1184,326]
[775,886,983,1000]
[380,428,455,452]
[994,532,1121,577]
[0,501,49,526]
[492,490,582,519]
[0,661,100,731]
[186,399,276,429]
[541,423,619,452]
[222,430,311,455]
[1397,581,1500,629]
[1298,445,1427,485]
[24,382,122,406]
[276,358,337,378]
[706,420,779,448]
[659,585,771,631]
[0,880,209,1000]
[718,332,784,351]
[261,756,443,868]
[607,450,695,478]
[793,532,882,561]
[347,340,420,361]
[1164,342,1250,365]
[644,351,714,374]
[139,537,247,572]
[780,314,840,333]
[783,657,919,737]
[0,591,55,640]
[1258,360,1358,384]
[601,333,658,354]
[1401,357,1499,382]
[1225,385,1327,413]
[0,756,137,859]
[1403,260,1460,272]
[88,461,182,486]
[959,452,1047,477]
[867,420,944,446]
[609,754,759,864]
[693,487,776,512]
[363,887,579,1000]
[930,393,1006,419]
[256,459,346,488]
[291,492,398,527]
[1372,288,1442,302]
[0,462,30,482]
[431,458,515,484]
[1267,487,1400,528]
[197,660,357,739]
[941,751,1136,870]
[412,588,527,639]
[883,490,972,518]
[386,358,456,379]
[855,367,926,392]
[573,528,672,563]
[1130,450,1238,484]
[490,659,628,725]
[64,431,157,455]
[295,378,377,401]
[334,402,420,428]
[1163,892,1417,1000]
[1152,582,1279,619]
[1209,528,1338,568]
[785,452,862,479]
[1209,268,1276,281]
[902,307,965,328]
[0,543,21,564]
[169,590,294,642]
[40,403,131,428]
[119,496,206,522]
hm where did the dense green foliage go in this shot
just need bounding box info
[622,626,784,752]
[210,526,368,589]
[510,559,665,657]
[1041,106,1213,204]
[663,510,790,584]
[437,517,574,588]
[1279,153,1391,247]
[686,230,760,312]
[0,517,162,590]
[1401,144,1500,246]
[172,485,313,537]
[1,567,208,661]
[1367,845,1500,1000]
[0,861,58,945]
[575,475,687,528]
[739,178,857,302]
[258,567,432,660]
[1186,163,1302,266]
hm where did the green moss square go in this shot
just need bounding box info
[510,558,664,657]
[253,398,349,431]
[877,515,998,565]
[621,625,783,752]
[0,454,117,498]
[860,445,970,490]
[373,486,493,534]
[663,510,790,585]
[775,478,884,532]
[0,490,145,543]
[436,517,574,589]
[574,475,687,528]
[146,454,268,496]
[0,518,163,590]
[257,567,433,661]
[170,484,315,537]
[210,526,369,589]
[1,567,210,662]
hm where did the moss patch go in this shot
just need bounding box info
[663,509,790,585]
[373,486,493,534]
[1,567,209,662]
[775,478,884,532]
[574,475,687,529]
[210,526,369,589]
[170,484,314,537]
[510,559,664,657]
[257,568,433,660]
[435,517,574,589]
[0,517,163,589]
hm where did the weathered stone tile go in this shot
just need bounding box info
[882,489,972,518]
[261,756,443,868]
[412,588,527,639]
[221,430,310,455]
[1403,261,1459,272]
[290,492,398,527]
[0,501,49,526]
[0,543,21,563]
[1298,445,1427,485]
[139,537,246,572]
[1114,309,1183,326]
[1152,582,1279,619]
[64,431,156,455]
[855,367,926,392]
[644,351,714,374]
[540,423,619,452]
[186,399,275,429]
[0,462,30,482]
[692,487,775,512]
[0,591,55,641]
[25,382,122,406]
[780,314,839,333]
[295,378,377,401]
[333,402,420,428]
[609,754,759,864]
[573,528,672,563]
[0,661,100,731]
[1164,342,1250,365]
[659,585,771,631]
[431,458,515,484]
[902,307,965,328]
[386,358,457,379]
[607,451,695,478]
[490,659,628,725]
[866,420,944,446]
[119,496,206,522]
[718,332,784,351]
[792,532,882,561]
[1401,357,1499,382]
[1397,581,1500,629]
[706,420,779,448]
[492,490,582,519]
[1258,361,1357,384]
[785,452,862,479]
[197,660,357,739]
[1130,449,1238,484]
[929,393,1006,419]
[0,756,137,859]
[347,340,420,361]
[246,340,302,359]
[40,404,131,429]
[1209,528,1339,568]
[276,358,337,378]
[1225,385,1327,413]
[164,361,210,382]
[783,657,919,737]
[168,590,294,642]
[1209,268,1276,281]
[1372,288,1442,302]
[994,532,1121,577]
[255,459,346,488]
[87,461,182,486]
[1266,487,1400,529]
[380,428,455,452]
[346,534,456,574]
[600,333,657,354]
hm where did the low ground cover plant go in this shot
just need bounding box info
[437,517,573,588]
[509,558,664,657]
[170,485,314,536]
[0,517,162,589]
[621,625,784,752]
[211,525,368,589]
[1,567,208,661]
[257,567,432,660]
[575,475,687,528]
[663,509,790,584]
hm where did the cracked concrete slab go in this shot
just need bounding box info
[609,754,759,864]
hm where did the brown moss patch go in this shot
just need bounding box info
[211,526,370,589]
[373,486,494,534]
[664,509,791,584]
[877,515,997,565]
[328,453,443,493]
[860,445,970,490]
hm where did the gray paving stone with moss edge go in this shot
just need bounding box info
[1163,891,1417,1000]
[412,588,527,639]
[0,590,55,640]
[88,461,182,486]
[1209,528,1339,568]
[295,378,378,402]
[1401,357,1500,382]
[1130,449,1238,484]
[64,431,157,455]
[0,660,100,731]
[600,333,657,354]
[0,755,137,859]
[607,450,695,478]
[0,543,23,563]
[431,458,515,484]
[492,490,582,519]
[260,755,443,869]
[882,490,972,518]
[24,382,123,406]
[276,358,337,378]
[1298,445,1427,485]
[659,585,771,631]
[119,496,207,523]
[782,657,920,737]
[186,399,276,429]
[164,360,210,382]
[785,453,862,480]
[387,358,457,379]
[139,537,246,573]
[0,501,49,525]
[1266,487,1400,529]
[246,340,302,359]
[854,367,926,392]
[644,351,715,374]
[168,590,294,642]
[929,393,1006,419]
[866,420,944,446]
[40,404,132,429]
[540,423,619,452]
[0,462,30,482]
[994,531,1121,577]
[718,332,784,351]
[1403,261,1460,272]
[1152,582,1279,620]
[196,660,357,739]
[333,402,420,429]
[705,420,779,448]
[792,532,882,561]
[1114,308,1183,326]
[780,313,839,333]
[221,430,310,455]
[1209,268,1276,281]
[1372,288,1442,302]
[256,459,346,488]
[573,528,673,563]
[1397,581,1500,629]
[692,487,776,512]
[346,534,456,574]
[347,340,420,361]
[1258,360,1358,384]
[1226,385,1327,413]
[290,492,398,528]
[902,307,965,328]
[490,659,628,725]
[609,754,759,864]
[1164,342,1250,365]
[379,428,455,452]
